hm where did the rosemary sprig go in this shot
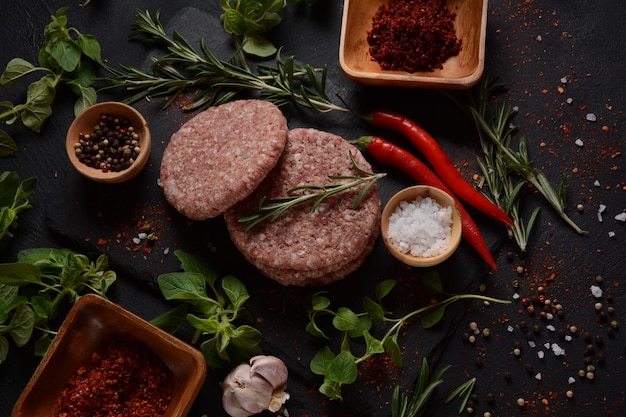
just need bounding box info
[238,152,385,231]
[391,358,449,417]
[104,9,347,114]
[444,377,476,415]
[444,77,586,251]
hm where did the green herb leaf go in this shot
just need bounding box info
[328,350,358,384]
[0,58,37,87]
[158,272,207,301]
[0,131,17,157]
[310,345,335,376]
[332,307,359,331]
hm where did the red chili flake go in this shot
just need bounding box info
[54,334,173,417]
[367,0,462,73]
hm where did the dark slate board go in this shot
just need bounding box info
[45,7,506,417]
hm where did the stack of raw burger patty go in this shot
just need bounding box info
[160,100,381,286]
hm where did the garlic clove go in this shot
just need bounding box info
[222,364,272,417]
[250,355,288,390]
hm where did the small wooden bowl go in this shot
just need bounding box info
[11,294,207,417]
[339,0,488,89]
[66,102,151,183]
[381,185,462,267]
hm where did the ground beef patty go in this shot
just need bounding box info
[224,128,381,286]
[160,100,288,220]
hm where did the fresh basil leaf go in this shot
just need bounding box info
[310,345,336,376]
[78,33,101,62]
[0,263,42,286]
[8,303,36,347]
[0,58,37,87]
[0,336,9,364]
[332,307,359,331]
[328,351,358,384]
[73,84,96,116]
[0,131,17,156]
[242,34,277,58]
[221,9,247,35]
[49,39,81,72]
[174,249,219,285]
[150,303,188,334]
[222,275,249,310]
[158,271,207,300]
[0,171,19,207]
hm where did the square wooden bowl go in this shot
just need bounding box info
[339,0,488,89]
[11,294,207,417]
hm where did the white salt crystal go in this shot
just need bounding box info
[513,293,520,300]
[615,212,626,222]
[535,372,542,380]
[575,139,584,147]
[560,77,568,84]
[586,113,597,122]
[552,343,566,356]
[566,97,573,104]
[544,343,551,349]
[599,204,607,213]
[137,232,148,240]
[507,325,515,332]
[132,237,141,244]
[568,376,576,384]
[163,247,170,255]
[538,351,545,359]
[528,340,536,348]
[590,285,603,298]
[387,196,453,257]
[565,335,573,342]
[608,231,616,238]
[594,180,601,187]
[546,325,556,332]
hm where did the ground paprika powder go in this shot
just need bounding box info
[54,333,173,417]
[367,0,462,73]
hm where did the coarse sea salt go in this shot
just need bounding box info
[387,196,452,257]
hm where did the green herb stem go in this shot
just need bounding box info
[105,9,348,114]
[238,152,385,231]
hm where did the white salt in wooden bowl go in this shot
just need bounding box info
[381,185,462,267]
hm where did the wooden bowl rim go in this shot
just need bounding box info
[65,101,151,183]
[381,185,463,267]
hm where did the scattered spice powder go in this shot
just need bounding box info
[54,334,173,417]
[367,0,462,72]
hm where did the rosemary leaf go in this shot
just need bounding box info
[238,152,385,232]
[444,77,586,253]
[105,9,348,114]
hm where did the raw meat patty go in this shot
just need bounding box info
[160,99,288,220]
[224,128,381,286]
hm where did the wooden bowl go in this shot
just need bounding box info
[381,185,462,267]
[339,0,488,89]
[11,294,207,417]
[66,102,151,183]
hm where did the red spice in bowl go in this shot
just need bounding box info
[54,334,173,417]
[367,0,462,73]
[11,294,207,417]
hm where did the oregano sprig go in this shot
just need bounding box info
[0,171,36,253]
[152,250,262,368]
[0,248,117,364]
[306,271,510,400]
[0,7,105,155]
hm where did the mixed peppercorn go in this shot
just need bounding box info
[74,114,141,172]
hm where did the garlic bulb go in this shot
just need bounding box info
[222,355,289,417]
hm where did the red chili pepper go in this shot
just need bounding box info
[367,110,513,227]
[352,135,498,270]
